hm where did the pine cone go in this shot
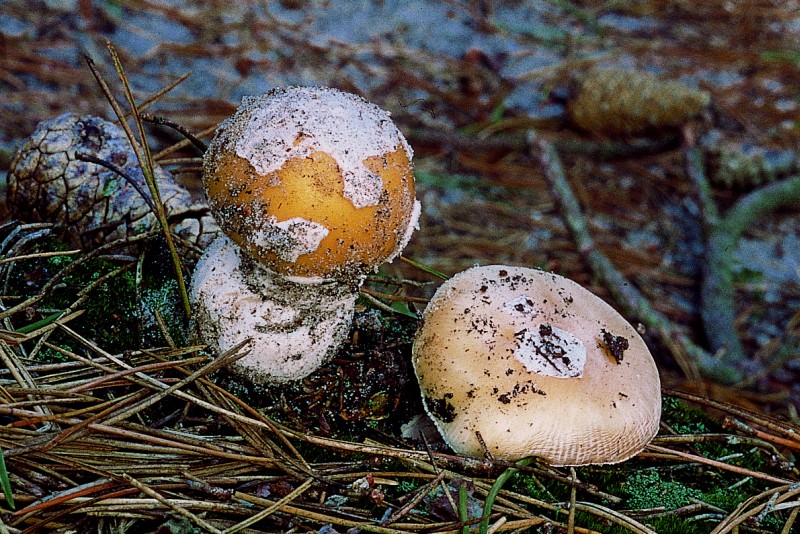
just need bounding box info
[567,69,710,137]
[7,113,219,251]
[700,132,798,188]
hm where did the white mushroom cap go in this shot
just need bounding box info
[190,235,358,384]
[412,265,661,466]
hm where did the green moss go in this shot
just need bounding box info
[158,517,206,533]
[509,470,560,502]
[640,515,710,534]
[625,470,701,510]
[702,482,750,510]
[80,266,139,349]
[139,278,189,347]
[4,233,193,358]
[661,397,713,434]
[397,479,422,494]
[25,248,140,352]
[35,339,75,362]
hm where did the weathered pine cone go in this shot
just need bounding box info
[700,131,798,189]
[567,69,711,137]
[7,113,219,251]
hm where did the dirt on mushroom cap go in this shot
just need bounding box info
[203,86,419,279]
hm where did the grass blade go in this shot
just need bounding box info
[0,449,14,510]
[84,41,192,319]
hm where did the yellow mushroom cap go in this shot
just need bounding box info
[203,86,419,280]
[412,265,661,466]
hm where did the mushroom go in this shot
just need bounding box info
[412,264,661,466]
[191,86,420,383]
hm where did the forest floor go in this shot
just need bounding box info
[1,1,800,532]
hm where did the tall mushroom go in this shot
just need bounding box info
[191,86,420,384]
[412,264,661,466]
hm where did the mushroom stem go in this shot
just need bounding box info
[190,236,359,384]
